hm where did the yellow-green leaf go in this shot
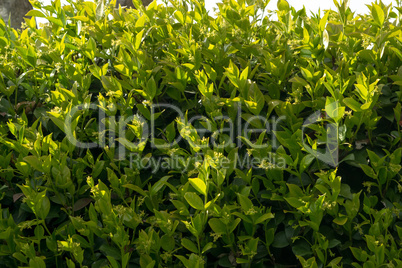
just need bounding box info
[184,192,204,210]
[277,0,289,11]
[372,4,384,27]
[333,217,348,225]
[189,178,207,196]
[26,10,46,18]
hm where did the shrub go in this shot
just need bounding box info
[1,0,402,267]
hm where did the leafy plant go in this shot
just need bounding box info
[0,0,402,267]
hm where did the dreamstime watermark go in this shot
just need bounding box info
[62,101,341,171]
[129,152,287,173]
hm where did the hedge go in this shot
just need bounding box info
[1,0,402,267]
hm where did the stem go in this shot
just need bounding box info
[14,82,18,109]
[351,113,364,144]
[42,220,52,236]
[377,177,384,199]
[197,236,201,255]
[298,173,305,192]
[89,231,95,260]
[368,128,373,146]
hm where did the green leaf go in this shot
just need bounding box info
[189,178,207,196]
[396,225,402,240]
[255,213,275,224]
[160,234,175,251]
[319,11,330,32]
[92,160,105,178]
[277,0,290,11]
[333,216,348,225]
[72,16,90,22]
[300,67,313,81]
[236,258,249,264]
[135,29,144,50]
[289,76,308,87]
[23,156,43,173]
[350,247,368,262]
[225,60,240,88]
[175,11,184,24]
[394,102,401,124]
[123,184,147,197]
[150,176,170,196]
[361,102,372,110]
[165,121,176,143]
[34,225,44,240]
[343,97,362,112]
[191,214,204,235]
[287,184,304,198]
[26,10,47,18]
[272,231,289,248]
[284,197,304,209]
[292,239,313,256]
[372,4,385,27]
[95,0,105,20]
[245,82,264,115]
[146,77,157,100]
[135,14,146,28]
[229,218,241,233]
[300,154,315,174]
[208,218,226,233]
[73,198,92,212]
[12,252,27,264]
[116,137,147,153]
[107,256,120,268]
[355,84,368,100]
[175,255,190,267]
[47,17,64,27]
[202,242,214,253]
[237,193,253,212]
[184,192,204,210]
[100,244,122,261]
[323,30,329,49]
[29,257,46,268]
[360,164,377,179]
[181,238,198,253]
[325,97,345,122]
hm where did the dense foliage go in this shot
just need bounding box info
[1,0,402,267]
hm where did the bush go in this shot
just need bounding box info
[1,0,402,267]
